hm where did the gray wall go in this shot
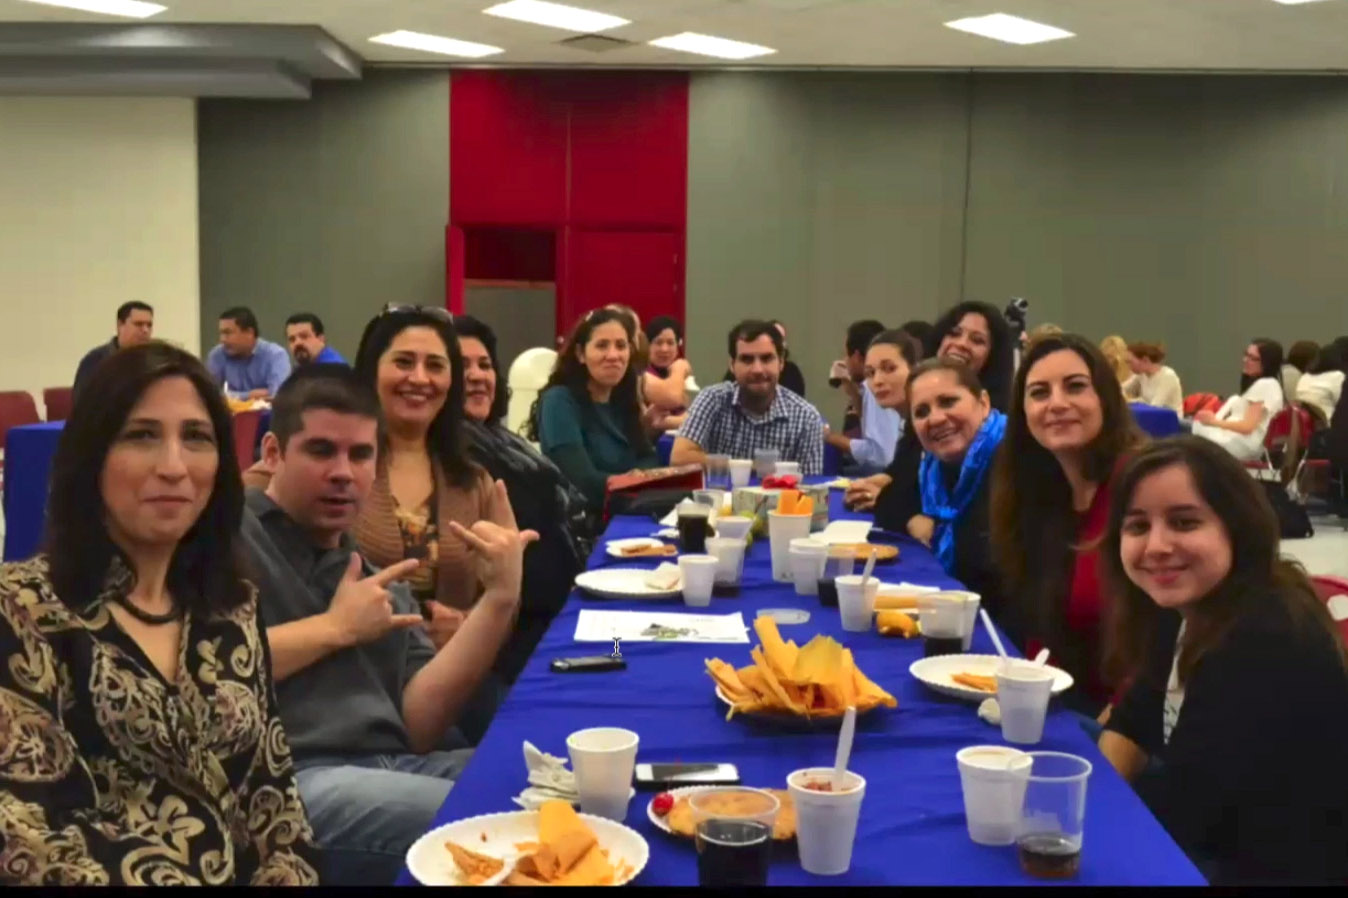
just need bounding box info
[197,69,450,360]
[688,72,1348,414]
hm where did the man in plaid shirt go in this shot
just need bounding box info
[672,319,826,474]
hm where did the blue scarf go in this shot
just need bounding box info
[920,409,1007,574]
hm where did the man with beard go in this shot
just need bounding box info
[671,319,825,474]
[285,312,347,367]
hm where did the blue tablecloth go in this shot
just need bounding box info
[3,421,64,562]
[1130,403,1183,439]
[399,489,1203,886]
[655,433,844,476]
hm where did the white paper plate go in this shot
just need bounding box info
[908,654,1074,703]
[406,809,649,886]
[645,786,794,841]
[605,538,670,559]
[575,568,682,601]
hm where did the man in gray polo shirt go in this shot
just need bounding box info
[240,367,536,884]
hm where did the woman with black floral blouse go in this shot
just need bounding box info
[0,342,318,885]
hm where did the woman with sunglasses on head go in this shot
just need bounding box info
[990,332,1146,718]
[529,308,661,514]
[1098,436,1348,884]
[0,343,318,885]
[455,314,591,683]
[1191,338,1285,462]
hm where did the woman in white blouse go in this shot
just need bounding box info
[1122,341,1184,414]
[1295,338,1347,425]
[1192,339,1285,462]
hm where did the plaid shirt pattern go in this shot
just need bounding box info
[677,381,825,474]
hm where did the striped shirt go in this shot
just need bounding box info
[678,381,825,475]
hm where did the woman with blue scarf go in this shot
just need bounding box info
[909,358,1008,617]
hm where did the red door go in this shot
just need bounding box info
[561,230,683,333]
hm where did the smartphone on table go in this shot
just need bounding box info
[634,763,741,791]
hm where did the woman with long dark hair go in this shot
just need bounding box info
[643,315,695,428]
[990,332,1145,715]
[349,305,513,647]
[0,343,317,885]
[1098,436,1348,884]
[455,314,590,682]
[529,308,659,513]
[926,300,1015,412]
[1191,338,1285,462]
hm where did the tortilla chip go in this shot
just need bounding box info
[751,646,805,714]
[553,842,616,886]
[792,635,843,685]
[752,617,798,682]
[445,842,504,883]
[876,610,919,638]
[952,672,998,693]
[706,658,751,701]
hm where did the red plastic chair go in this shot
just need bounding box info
[1310,576,1348,643]
[231,410,263,475]
[43,386,73,422]
[0,390,41,492]
[1244,405,1317,486]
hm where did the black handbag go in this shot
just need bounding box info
[1260,480,1314,539]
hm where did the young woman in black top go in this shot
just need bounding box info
[1098,435,1348,885]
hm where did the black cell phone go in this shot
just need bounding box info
[634,763,741,790]
[550,656,627,673]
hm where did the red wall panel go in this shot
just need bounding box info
[447,70,689,337]
[567,73,689,230]
[450,71,568,226]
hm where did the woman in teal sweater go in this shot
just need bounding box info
[529,308,659,512]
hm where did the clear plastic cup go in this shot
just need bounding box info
[678,555,719,607]
[690,788,779,886]
[729,459,753,489]
[787,767,867,876]
[1017,752,1093,880]
[817,548,856,608]
[753,449,780,480]
[996,665,1056,745]
[566,727,639,821]
[768,511,813,582]
[705,454,731,490]
[942,590,983,651]
[955,745,1033,846]
[789,537,827,596]
[706,537,747,594]
[834,574,879,632]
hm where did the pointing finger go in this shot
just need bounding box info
[389,614,427,630]
[370,557,421,586]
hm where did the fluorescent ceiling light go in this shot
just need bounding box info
[15,0,166,17]
[484,0,628,32]
[648,32,775,60]
[1271,1,1337,5]
[945,13,1074,45]
[369,30,504,58]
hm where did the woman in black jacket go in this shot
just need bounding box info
[456,315,591,684]
[1098,436,1348,885]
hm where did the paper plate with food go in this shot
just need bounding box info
[646,786,796,841]
[407,800,648,886]
[605,538,678,560]
[574,567,682,601]
[704,617,896,726]
[908,654,1074,703]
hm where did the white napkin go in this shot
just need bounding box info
[511,741,579,810]
[977,698,1002,726]
[815,520,874,545]
[645,562,682,590]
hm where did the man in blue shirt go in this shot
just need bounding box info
[285,312,348,368]
[206,305,292,400]
[826,319,903,474]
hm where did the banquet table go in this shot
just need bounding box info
[398,488,1204,886]
[1129,402,1183,439]
[655,432,844,475]
[3,421,63,561]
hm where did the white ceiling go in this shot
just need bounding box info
[5,0,1348,71]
